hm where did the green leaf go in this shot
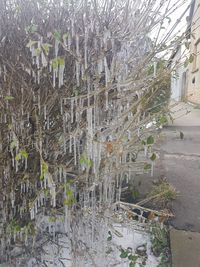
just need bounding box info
[184,41,190,50]
[15,150,28,161]
[129,261,136,267]
[120,250,128,258]
[15,153,21,161]
[141,140,146,145]
[41,43,52,55]
[128,255,138,261]
[52,58,59,69]
[144,163,151,170]
[147,135,154,145]
[107,236,112,241]
[54,31,62,41]
[43,188,50,197]
[107,231,112,241]
[189,54,194,63]
[58,57,65,66]
[25,24,38,34]
[159,115,168,125]
[20,150,28,159]
[80,154,93,167]
[36,47,41,56]
[132,189,140,199]
[49,216,56,222]
[26,40,37,48]
[166,16,171,24]
[63,33,68,41]
[14,225,21,232]
[184,58,189,68]
[10,140,17,149]
[150,153,157,161]
[5,96,14,101]
[40,160,48,180]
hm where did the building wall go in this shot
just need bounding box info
[187,0,200,104]
[171,46,187,101]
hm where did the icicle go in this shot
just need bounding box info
[154,61,157,78]
[24,157,28,170]
[81,64,85,80]
[76,62,80,87]
[44,105,47,120]
[20,183,23,194]
[37,70,40,84]
[30,207,35,220]
[53,69,56,87]
[151,162,154,177]
[35,202,38,214]
[84,27,88,69]
[74,136,77,165]
[47,116,50,130]
[58,64,65,88]
[98,59,103,75]
[68,33,71,49]
[59,167,62,182]
[23,183,26,193]
[76,34,80,86]
[10,191,15,208]
[105,91,109,110]
[3,65,6,82]
[36,55,40,69]
[55,39,59,58]
[44,175,47,189]
[51,184,56,207]
[76,34,80,56]
[32,70,36,83]
[71,99,74,123]
[4,114,7,123]
[144,145,147,157]
[104,57,110,86]
[15,160,18,172]
[26,180,29,192]
[75,97,78,122]
[25,230,28,245]
[41,52,47,67]
[71,18,75,37]
[60,99,63,115]
[69,135,72,153]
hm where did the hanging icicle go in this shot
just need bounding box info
[71,99,74,123]
[58,64,65,88]
[41,52,48,67]
[55,39,59,58]
[73,136,77,165]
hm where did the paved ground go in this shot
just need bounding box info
[161,102,200,232]
[134,102,200,267]
[170,228,200,267]
[134,102,200,231]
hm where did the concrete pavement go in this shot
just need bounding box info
[161,102,200,267]
[161,102,200,231]
[170,229,200,267]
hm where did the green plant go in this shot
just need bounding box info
[151,223,170,266]
[119,248,146,267]
[148,180,177,207]
[158,253,171,267]
[194,105,200,110]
